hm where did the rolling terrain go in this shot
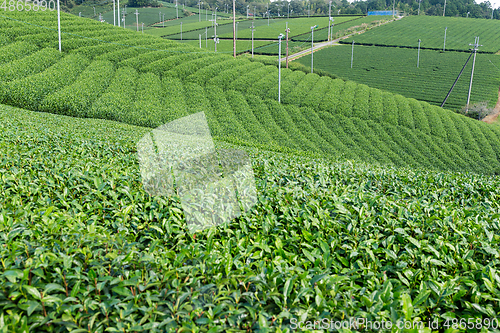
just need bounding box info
[1,9,500,331]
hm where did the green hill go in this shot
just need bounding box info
[3,10,500,176]
[2,9,500,331]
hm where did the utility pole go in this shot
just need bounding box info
[466,37,482,113]
[99,13,102,22]
[199,1,202,22]
[93,6,95,16]
[236,22,238,40]
[267,3,269,26]
[117,0,120,27]
[163,14,165,27]
[122,12,126,28]
[159,11,161,23]
[254,6,256,19]
[330,18,334,42]
[310,25,317,73]
[135,10,139,32]
[199,34,202,48]
[113,0,115,25]
[57,0,61,52]
[250,22,255,58]
[492,7,494,19]
[285,24,290,68]
[180,22,183,40]
[417,39,421,67]
[393,0,395,17]
[418,0,420,15]
[278,33,284,103]
[443,27,447,51]
[206,27,208,48]
[287,1,290,19]
[233,0,236,57]
[328,1,332,41]
[443,0,446,16]
[247,5,249,18]
[142,23,144,33]
[351,40,354,68]
[176,0,178,19]
[467,11,470,18]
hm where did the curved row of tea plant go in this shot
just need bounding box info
[1,104,500,331]
[3,10,500,177]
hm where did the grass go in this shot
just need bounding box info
[296,44,500,110]
[341,15,500,53]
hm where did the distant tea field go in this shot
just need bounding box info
[297,44,500,110]
[341,15,500,53]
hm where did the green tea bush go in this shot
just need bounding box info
[204,86,252,141]
[5,54,89,110]
[381,92,399,125]
[140,52,206,76]
[366,121,416,166]
[0,41,38,65]
[162,77,189,121]
[367,88,385,122]
[451,114,481,154]
[228,66,275,93]
[336,80,357,117]
[15,32,58,48]
[128,72,168,127]
[119,50,175,70]
[319,111,367,159]
[422,103,446,139]
[164,54,225,79]
[282,73,320,106]
[286,104,338,156]
[301,76,332,109]
[89,67,138,121]
[0,48,61,83]
[318,78,345,113]
[270,70,306,101]
[246,68,282,99]
[352,83,370,120]
[39,60,115,118]
[186,58,249,86]
[394,94,414,129]
[408,98,431,134]
[95,47,146,63]
[224,90,274,144]
[245,95,299,150]
[207,61,263,90]
[267,100,319,153]
[300,106,356,160]
[70,43,125,59]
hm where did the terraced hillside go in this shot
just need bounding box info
[2,10,500,178]
[2,104,500,331]
[2,10,500,331]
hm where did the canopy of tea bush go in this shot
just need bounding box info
[1,104,500,331]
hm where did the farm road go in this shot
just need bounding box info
[285,15,402,62]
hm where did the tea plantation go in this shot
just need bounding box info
[341,15,500,53]
[1,9,500,332]
[296,44,500,110]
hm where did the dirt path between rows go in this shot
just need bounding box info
[482,85,500,124]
